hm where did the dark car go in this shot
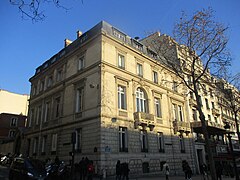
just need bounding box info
[9,157,47,180]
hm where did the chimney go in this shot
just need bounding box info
[64,38,72,47]
[77,30,83,38]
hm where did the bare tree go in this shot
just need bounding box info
[9,0,82,22]
[141,8,231,180]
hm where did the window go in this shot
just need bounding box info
[36,105,42,125]
[214,117,218,123]
[113,28,126,42]
[179,135,185,153]
[157,132,165,153]
[10,117,18,127]
[153,71,158,84]
[119,127,128,152]
[172,81,178,92]
[211,102,215,109]
[33,137,39,155]
[76,88,84,113]
[55,97,61,118]
[41,136,47,154]
[9,130,15,137]
[209,88,213,97]
[205,98,210,109]
[51,134,57,152]
[29,109,34,127]
[192,109,197,121]
[118,85,127,110]
[32,85,37,96]
[154,98,162,118]
[47,76,53,88]
[190,91,194,99]
[75,129,82,152]
[173,104,184,121]
[140,130,148,152]
[118,54,125,69]
[208,115,211,121]
[136,88,147,112]
[40,80,45,92]
[56,69,63,82]
[137,63,143,77]
[44,102,50,123]
[78,56,85,70]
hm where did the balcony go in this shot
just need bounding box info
[134,112,155,131]
[173,120,191,134]
[189,99,197,107]
[212,108,220,116]
[191,120,225,134]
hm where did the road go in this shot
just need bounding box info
[0,165,9,180]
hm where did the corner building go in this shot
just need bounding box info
[24,21,194,176]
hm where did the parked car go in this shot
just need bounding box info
[9,157,47,180]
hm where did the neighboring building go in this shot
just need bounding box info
[23,21,194,176]
[141,32,240,174]
[0,113,27,154]
[0,89,29,116]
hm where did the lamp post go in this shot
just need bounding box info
[224,123,239,180]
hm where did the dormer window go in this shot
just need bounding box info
[113,28,126,42]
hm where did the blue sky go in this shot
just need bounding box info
[0,0,239,95]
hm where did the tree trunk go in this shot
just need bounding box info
[195,93,217,180]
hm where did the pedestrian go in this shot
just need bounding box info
[164,163,170,180]
[200,163,208,180]
[182,160,192,180]
[79,157,85,180]
[116,160,121,180]
[216,162,223,180]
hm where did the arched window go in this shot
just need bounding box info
[136,88,148,112]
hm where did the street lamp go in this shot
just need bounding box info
[224,123,239,180]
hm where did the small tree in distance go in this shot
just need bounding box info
[142,8,231,180]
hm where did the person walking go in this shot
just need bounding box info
[116,160,121,180]
[182,160,192,180]
[164,163,170,180]
[200,163,208,180]
[216,162,223,180]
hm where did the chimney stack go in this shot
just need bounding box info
[64,38,72,47]
[77,30,83,38]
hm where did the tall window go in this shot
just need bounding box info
[205,98,210,109]
[119,127,128,152]
[76,88,84,113]
[36,105,42,125]
[137,63,143,77]
[51,134,58,152]
[214,117,218,123]
[44,102,50,123]
[9,130,15,137]
[55,97,61,118]
[78,56,85,70]
[140,130,148,152]
[153,71,158,84]
[75,129,82,152]
[56,69,63,82]
[172,81,178,92]
[157,132,165,152]
[179,135,185,153]
[211,102,215,109]
[192,109,197,121]
[40,80,45,92]
[41,136,47,154]
[173,104,184,121]
[208,114,211,121]
[47,76,53,88]
[29,109,34,127]
[136,88,147,112]
[33,137,39,155]
[118,85,126,110]
[118,54,125,69]
[10,117,18,127]
[178,105,184,121]
[154,98,162,118]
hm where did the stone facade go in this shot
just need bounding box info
[23,21,239,177]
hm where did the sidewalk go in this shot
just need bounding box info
[99,174,235,180]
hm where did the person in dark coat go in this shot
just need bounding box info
[116,160,121,180]
[182,160,192,180]
[79,157,85,180]
[216,162,223,180]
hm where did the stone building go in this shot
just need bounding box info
[23,21,195,176]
